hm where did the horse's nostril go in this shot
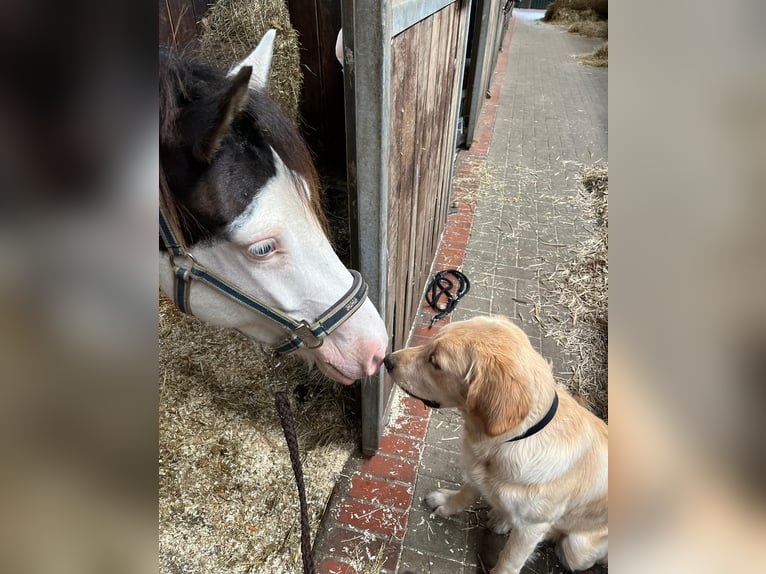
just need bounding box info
[383,353,396,372]
[367,353,384,376]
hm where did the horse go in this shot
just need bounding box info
[159,30,388,384]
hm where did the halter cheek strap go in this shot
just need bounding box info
[160,206,369,354]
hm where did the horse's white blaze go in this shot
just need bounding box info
[159,152,388,384]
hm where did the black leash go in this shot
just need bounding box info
[425,269,471,328]
[274,391,316,574]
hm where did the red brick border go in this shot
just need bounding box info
[313,16,516,574]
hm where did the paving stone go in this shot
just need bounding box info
[336,499,407,539]
[463,247,497,266]
[464,281,495,301]
[425,413,463,448]
[360,454,417,484]
[495,248,518,267]
[431,407,462,424]
[316,527,400,572]
[379,434,424,461]
[348,474,413,512]
[419,445,464,484]
[465,525,508,571]
[316,558,357,574]
[490,288,519,318]
[456,295,492,315]
[402,508,469,560]
[398,548,465,574]
[411,474,465,522]
[397,395,432,419]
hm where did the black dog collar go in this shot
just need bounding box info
[504,392,558,443]
[402,389,441,409]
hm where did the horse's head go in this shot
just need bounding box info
[159,31,388,384]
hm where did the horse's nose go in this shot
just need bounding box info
[383,353,396,372]
[363,347,387,377]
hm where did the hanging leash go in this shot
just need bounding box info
[425,269,471,328]
[274,391,316,574]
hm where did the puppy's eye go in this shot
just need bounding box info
[429,354,441,370]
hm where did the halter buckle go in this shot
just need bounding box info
[169,250,199,270]
[293,320,324,349]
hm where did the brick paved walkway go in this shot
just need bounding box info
[314,10,607,573]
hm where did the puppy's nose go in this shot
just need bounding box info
[383,353,396,372]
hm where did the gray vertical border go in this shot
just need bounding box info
[342,0,392,455]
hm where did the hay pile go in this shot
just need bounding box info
[198,0,302,122]
[577,41,608,67]
[159,295,359,573]
[545,165,608,420]
[542,0,608,66]
[542,0,608,23]
[568,20,608,39]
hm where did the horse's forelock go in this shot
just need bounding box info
[159,49,182,147]
[245,90,328,236]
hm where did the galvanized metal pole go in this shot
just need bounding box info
[341,0,392,455]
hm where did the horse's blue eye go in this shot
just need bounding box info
[248,239,276,259]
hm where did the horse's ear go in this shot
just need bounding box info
[228,28,276,91]
[193,66,252,163]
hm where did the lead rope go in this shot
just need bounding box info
[274,391,316,574]
[425,269,471,328]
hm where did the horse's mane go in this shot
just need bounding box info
[159,47,327,246]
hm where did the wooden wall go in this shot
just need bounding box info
[386,2,469,353]
[286,1,347,186]
[159,0,211,48]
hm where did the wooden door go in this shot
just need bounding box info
[342,0,470,454]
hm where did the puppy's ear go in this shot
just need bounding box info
[465,352,531,437]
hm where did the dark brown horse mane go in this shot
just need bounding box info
[159,47,327,247]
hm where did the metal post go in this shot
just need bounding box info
[341,0,392,455]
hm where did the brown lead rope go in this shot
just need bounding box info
[274,391,316,574]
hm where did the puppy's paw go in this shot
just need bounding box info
[425,489,460,517]
[487,507,512,534]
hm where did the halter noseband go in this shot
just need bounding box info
[159,202,369,354]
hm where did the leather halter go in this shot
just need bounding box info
[159,199,369,354]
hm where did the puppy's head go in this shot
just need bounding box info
[385,316,552,437]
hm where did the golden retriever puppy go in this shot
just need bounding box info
[383,316,607,574]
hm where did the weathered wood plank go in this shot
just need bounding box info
[446,2,466,212]
[389,27,420,351]
[414,9,442,284]
[398,21,421,352]
[403,14,434,334]
[437,1,466,237]
[429,4,456,257]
